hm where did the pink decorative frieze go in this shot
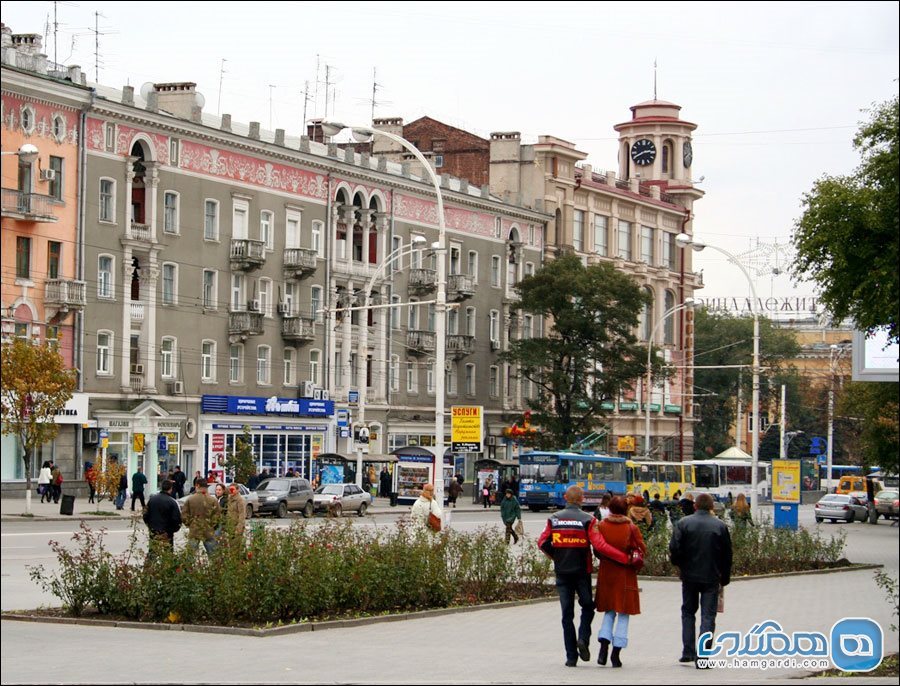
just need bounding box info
[2,94,78,145]
[180,141,328,200]
[115,123,169,164]
[86,117,105,152]
[394,193,495,238]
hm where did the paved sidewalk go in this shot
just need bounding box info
[1,568,897,684]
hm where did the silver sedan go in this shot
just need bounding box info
[814,494,868,523]
[313,483,370,517]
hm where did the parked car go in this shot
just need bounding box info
[873,489,899,521]
[814,493,868,523]
[313,483,370,517]
[254,477,314,518]
[177,482,258,520]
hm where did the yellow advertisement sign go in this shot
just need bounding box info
[451,405,483,453]
[617,436,635,452]
[132,433,145,453]
[772,459,801,503]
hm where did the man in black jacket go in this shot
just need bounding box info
[668,492,733,667]
[143,479,182,548]
[172,465,187,499]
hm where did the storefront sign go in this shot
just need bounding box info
[210,423,326,431]
[451,405,483,453]
[772,459,801,503]
[211,433,225,466]
[201,395,334,417]
[618,402,638,411]
[698,296,819,314]
[133,433,145,453]
[53,393,89,424]
[617,436,636,452]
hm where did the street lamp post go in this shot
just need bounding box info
[320,121,447,506]
[676,233,762,512]
[645,298,696,459]
[0,143,39,163]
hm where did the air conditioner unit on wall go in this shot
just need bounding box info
[170,381,184,395]
[40,168,56,181]
[247,299,261,312]
[300,380,315,398]
[277,302,290,315]
[130,363,144,375]
[320,390,330,401]
[486,435,498,446]
[490,339,501,351]
[83,428,99,446]
[313,388,323,400]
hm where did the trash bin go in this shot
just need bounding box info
[389,492,398,507]
[59,494,75,516]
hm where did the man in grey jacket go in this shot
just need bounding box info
[668,492,732,667]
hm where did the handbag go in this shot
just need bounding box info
[427,502,442,532]
[513,518,525,536]
[628,523,645,571]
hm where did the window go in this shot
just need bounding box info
[390,355,400,392]
[204,200,219,240]
[593,215,608,256]
[48,156,63,200]
[466,307,476,337]
[491,255,501,287]
[447,362,458,395]
[96,331,112,375]
[169,138,180,166]
[104,123,115,151]
[468,251,478,280]
[161,337,177,378]
[285,210,301,249]
[434,154,444,168]
[390,236,402,272]
[202,270,217,310]
[47,241,61,279]
[99,179,115,222]
[465,364,476,395]
[448,308,459,335]
[573,210,584,251]
[391,294,401,329]
[662,232,677,270]
[260,211,274,250]
[233,202,248,240]
[408,298,419,330]
[282,282,296,316]
[523,314,533,340]
[21,105,34,133]
[312,220,324,257]
[229,344,243,383]
[407,359,418,393]
[231,274,245,311]
[257,346,271,385]
[490,366,499,397]
[311,285,323,322]
[98,255,114,299]
[163,192,179,234]
[641,287,654,341]
[524,262,534,279]
[259,278,272,317]
[284,348,296,386]
[449,245,461,275]
[201,341,216,382]
[426,359,435,394]
[489,310,500,344]
[161,263,178,305]
[52,115,66,141]
[617,220,632,260]
[640,226,654,264]
[664,291,677,344]
[309,350,321,386]
[662,141,670,174]
[427,304,436,332]
[15,237,31,279]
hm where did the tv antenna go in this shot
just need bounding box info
[268,84,276,130]
[355,67,392,122]
[216,58,228,115]
[90,11,118,83]
[301,80,313,133]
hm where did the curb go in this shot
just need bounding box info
[638,563,884,582]
[1,595,557,637]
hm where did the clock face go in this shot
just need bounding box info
[683,141,693,168]
[630,138,656,166]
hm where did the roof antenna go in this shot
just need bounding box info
[653,58,658,101]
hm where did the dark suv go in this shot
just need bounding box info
[255,478,314,518]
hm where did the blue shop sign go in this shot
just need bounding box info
[202,395,334,417]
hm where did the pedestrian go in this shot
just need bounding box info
[85,462,97,504]
[115,468,128,510]
[38,461,52,503]
[379,467,392,498]
[649,493,667,519]
[448,477,462,508]
[669,492,733,668]
[131,468,148,511]
[224,483,247,539]
[182,480,219,556]
[730,492,752,525]
[456,472,464,486]
[143,479,182,549]
[481,476,495,509]
[592,495,646,667]
[596,493,612,521]
[500,489,522,544]
[50,463,63,504]
[409,483,442,532]
[628,495,653,532]
[678,491,695,518]
[537,485,633,667]
[172,465,187,499]
[508,475,519,496]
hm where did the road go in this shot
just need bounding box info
[2,504,897,612]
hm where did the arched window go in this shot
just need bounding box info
[664,291,677,344]
[641,287,655,341]
[662,139,674,174]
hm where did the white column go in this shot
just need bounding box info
[120,249,133,392]
[146,162,159,242]
[143,264,160,393]
[124,158,136,237]
[341,290,352,392]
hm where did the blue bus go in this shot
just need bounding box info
[518,451,627,511]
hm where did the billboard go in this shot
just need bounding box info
[852,327,899,382]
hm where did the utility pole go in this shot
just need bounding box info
[779,384,786,458]
[301,80,311,132]
[736,367,743,449]
[216,58,227,115]
[324,65,332,118]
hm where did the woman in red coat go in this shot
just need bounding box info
[589,495,645,667]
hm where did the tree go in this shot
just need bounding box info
[692,309,799,459]
[219,426,257,485]
[1,337,77,513]
[838,381,899,475]
[500,254,652,450]
[792,96,899,343]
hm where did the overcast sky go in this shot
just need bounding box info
[4,1,898,305]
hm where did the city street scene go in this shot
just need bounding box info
[1,1,898,684]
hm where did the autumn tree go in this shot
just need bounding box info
[792,96,899,343]
[0,337,77,513]
[500,254,652,450]
[219,426,257,485]
[838,381,899,475]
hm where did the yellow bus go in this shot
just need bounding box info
[626,460,692,501]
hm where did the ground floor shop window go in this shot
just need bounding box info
[1,432,52,481]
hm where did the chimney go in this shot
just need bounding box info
[220,114,232,132]
[307,119,325,144]
[152,82,203,121]
[248,122,260,140]
[11,33,42,55]
[489,132,522,197]
[122,85,135,106]
[274,128,285,146]
[372,117,404,159]
[146,91,159,113]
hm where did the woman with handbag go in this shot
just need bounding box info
[410,483,442,533]
[589,495,646,668]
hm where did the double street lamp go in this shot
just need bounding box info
[676,233,762,512]
[320,121,448,505]
[644,298,697,459]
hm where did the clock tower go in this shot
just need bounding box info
[614,99,703,207]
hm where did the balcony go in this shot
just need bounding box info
[228,310,264,338]
[407,330,436,355]
[283,248,318,279]
[44,279,86,311]
[446,334,475,358]
[1,189,58,222]
[332,258,378,280]
[230,239,267,271]
[126,222,152,242]
[281,315,316,343]
[129,300,145,322]
[129,374,144,394]
[447,274,475,301]
[408,268,437,294]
